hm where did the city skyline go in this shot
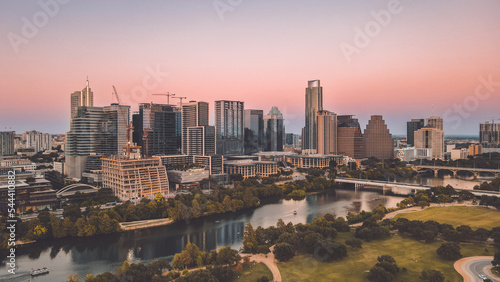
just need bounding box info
[2,1,500,135]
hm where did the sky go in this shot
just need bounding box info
[1,0,500,135]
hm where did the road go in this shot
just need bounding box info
[455,256,500,282]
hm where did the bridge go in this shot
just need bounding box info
[334,177,500,197]
[56,184,99,197]
[413,165,500,178]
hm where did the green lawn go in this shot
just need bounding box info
[277,232,494,282]
[393,206,500,229]
[236,262,272,282]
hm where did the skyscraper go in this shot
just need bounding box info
[215,100,244,156]
[426,116,443,130]
[407,119,424,146]
[264,107,285,151]
[70,78,94,119]
[104,103,130,155]
[316,110,337,155]
[480,121,500,147]
[0,131,14,156]
[337,115,364,159]
[132,103,180,156]
[65,106,118,178]
[414,126,444,159]
[187,126,216,156]
[182,101,209,154]
[363,115,393,159]
[244,109,264,154]
[303,80,323,150]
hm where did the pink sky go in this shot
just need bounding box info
[1,0,500,135]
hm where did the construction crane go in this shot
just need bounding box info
[112,86,138,159]
[172,96,187,108]
[152,92,175,105]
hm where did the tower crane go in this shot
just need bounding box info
[172,96,187,108]
[152,92,175,105]
[112,86,138,159]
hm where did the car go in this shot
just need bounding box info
[479,274,487,280]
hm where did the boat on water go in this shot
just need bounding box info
[293,211,297,215]
[30,267,49,276]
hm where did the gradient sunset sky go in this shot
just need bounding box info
[1,0,500,135]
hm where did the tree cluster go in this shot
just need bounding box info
[171,243,240,269]
[391,218,491,243]
[244,214,350,263]
[367,255,400,282]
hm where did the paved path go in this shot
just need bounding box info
[244,246,281,282]
[455,256,499,282]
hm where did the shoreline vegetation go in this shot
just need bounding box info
[1,167,337,249]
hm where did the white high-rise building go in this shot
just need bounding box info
[23,130,52,153]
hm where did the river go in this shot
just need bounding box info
[0,189,403,282]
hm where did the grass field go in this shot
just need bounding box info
[278,232,494,282]
[236,262,272,281]
[393,206,500,230]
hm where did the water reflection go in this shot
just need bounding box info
[0,190,402,282]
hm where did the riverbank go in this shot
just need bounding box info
[120,218,174,231]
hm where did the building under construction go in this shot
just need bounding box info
[101,156,169,201]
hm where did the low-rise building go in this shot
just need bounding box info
[286,154,343,169]
[451,148,469,160]
[167,167,209,190]
[469,144,482,156]
[224,160,278,179]
[0,178,57,213]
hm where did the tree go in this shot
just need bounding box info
[216,246,240,266]
[177,269,218,282]
[420,269,445,282]
[492,251,500,266]
[313,239,348,262]
[436,242,462,260]
[66,273,81,282]
[304,232,323,253]
[367,266,393,282]
[243,223,257,253]
[64,204,82,221]
[235,263,243,272]
[345,238,363,249]
[273,243,295,262]
[257,276,270,282]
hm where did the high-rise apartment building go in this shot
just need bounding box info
[414,126,444,159]
[426,116,443,131]
[215,100,244,156]
[316,110,337,155]
[363,115,393,159]
[22,131,52,153]
[264,107,285,152]
[244,109,264,154]
[65,106,118,178]
[0,131,14,156]
[70,79,94,119]
[132,103,180,156]
[303,80,323,150]
[187,126,216,156]
[480,121,500,147]
[407,119,424,146]
[104,103,130,155]
[182,101,209,154]
[337,115,364,159]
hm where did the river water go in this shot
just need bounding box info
[1,189,404,282]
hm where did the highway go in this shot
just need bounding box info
[455,256,499,282]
